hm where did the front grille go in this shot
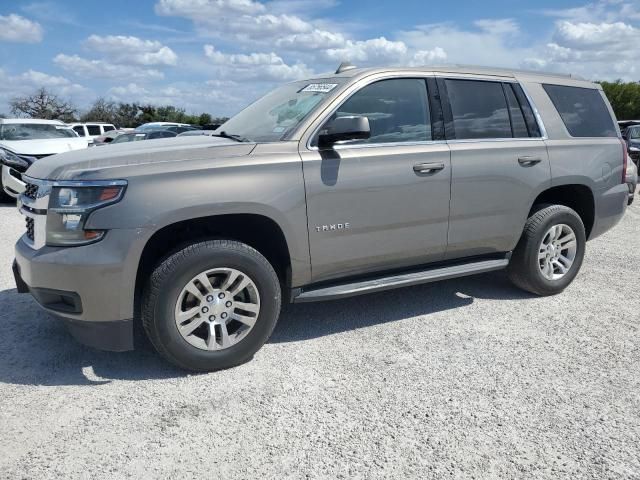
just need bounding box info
[25,217,34,241]
[24,183,38,200]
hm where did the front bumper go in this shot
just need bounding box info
[13,230,141,351]
[1,165,26,198]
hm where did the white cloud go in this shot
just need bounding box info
[275,29,346,50]
[523,18,640,80]
[107,80,244,114]
[325,37,408,63]
[85,35,178,66]
[0,68,91,115]
[203,45,313,81]
[474,19,520,36]
[155,0,266,16]
[398,21,529,68]
[0,14,43,43]
[54,54,165,80]
[410,48,448,65]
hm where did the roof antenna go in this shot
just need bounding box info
[335,61,356,74]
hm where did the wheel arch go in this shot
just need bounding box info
[134,213,294,316]
[529,183,596,239]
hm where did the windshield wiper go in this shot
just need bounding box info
[211,131,251,143]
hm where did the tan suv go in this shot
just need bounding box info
[11,64,629,371]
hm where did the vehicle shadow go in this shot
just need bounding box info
[0,288,183,387]
[0,271,534,386]
[271,270,535,343]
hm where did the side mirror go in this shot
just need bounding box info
[318,116,370,148]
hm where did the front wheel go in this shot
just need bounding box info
[508,205,586,296]
[142,240,281,372]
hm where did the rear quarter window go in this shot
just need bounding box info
[543,84,617,138]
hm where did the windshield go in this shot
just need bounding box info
[628,127,640,139]
[0,123,77,141]
[217,79,344,142]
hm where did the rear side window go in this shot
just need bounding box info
[543,84,616,137]
[87,125,101,136]
[503,84,528,138]
[335,78,431,144]
[445,79,511,139]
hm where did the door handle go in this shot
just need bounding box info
[518,156,542,166]
[413,162,445,175]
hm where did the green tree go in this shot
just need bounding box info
[81,98,118,124]
[599,80,640,120]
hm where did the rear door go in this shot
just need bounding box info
[300,76,452,283]
[439,76,551,259]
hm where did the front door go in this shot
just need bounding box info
[300,77,452,283]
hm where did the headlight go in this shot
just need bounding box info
[46,181,127,246]
[0,147,31,171]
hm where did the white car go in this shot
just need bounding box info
[0,119,90,200]
[68,122,117,140]
[137,121,191,131]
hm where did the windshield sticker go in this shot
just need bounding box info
[300,83,338,94]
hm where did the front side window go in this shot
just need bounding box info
[103,125,115,132]
[543,84,617,137]
[73,126,86,136]
[332,78,431,144]
[446,79,511,139]
[0,123,77,140]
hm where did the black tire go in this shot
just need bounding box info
[508,204,586,296]
[142,240,281,372]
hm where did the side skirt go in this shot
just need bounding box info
[291,254,510,303]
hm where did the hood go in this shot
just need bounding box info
[26,135,256,181]
[0,137,89,156]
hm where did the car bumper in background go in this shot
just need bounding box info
[1,165,26,198]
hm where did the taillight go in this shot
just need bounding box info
[621,138,628,183]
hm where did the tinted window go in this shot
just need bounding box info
[628,126,640,139]
[87,125,101,136]
[512,84,541,137]
[148,131,177,139]
[334,78,431,144]
[504,84,529,138]
[73,126,85,136]
[446,79,511,139]
[543,84,616,137]
[103,125,115,132]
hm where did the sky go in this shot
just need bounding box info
[0,0,639,117]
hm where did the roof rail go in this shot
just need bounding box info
[426,64,583,80]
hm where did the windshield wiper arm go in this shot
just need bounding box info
[211,131,251,143]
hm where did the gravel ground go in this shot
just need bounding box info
[0,199,639,480]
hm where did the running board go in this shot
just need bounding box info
[293,257,510,303]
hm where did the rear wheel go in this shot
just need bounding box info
[142,240,281,372]
[508,205,586,296]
